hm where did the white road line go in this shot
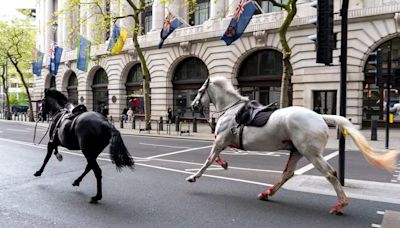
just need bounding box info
[376,211,385,215]
[294,151,339,175]
[5,128,29,132]
[391,180,398,183]
[146,157,283,174]
[185,167,224,171]
[221,151,288,156]
[139,142,190,149]
[371,224,381,228]
[146,145,213,159]
[0,137,274,188]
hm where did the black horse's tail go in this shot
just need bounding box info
[109,125,134,171]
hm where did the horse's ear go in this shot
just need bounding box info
[44,89,49,95]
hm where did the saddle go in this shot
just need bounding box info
[235,101,278,127]
[66,104,88,120]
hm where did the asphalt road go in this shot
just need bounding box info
[0,120,399,227]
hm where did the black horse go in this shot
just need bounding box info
[34,89,134,203]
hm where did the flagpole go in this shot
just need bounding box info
[252,1,265,14]
[165,7,191,27]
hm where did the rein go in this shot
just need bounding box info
[33,116,51,145]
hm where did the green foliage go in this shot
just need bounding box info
[9,93,27,105]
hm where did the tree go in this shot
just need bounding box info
[0,62,11,120]
[266,0,297,108]
[0,20,36,121]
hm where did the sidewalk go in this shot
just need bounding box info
[6,118,400,151]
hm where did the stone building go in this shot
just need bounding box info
[33,0,400,127]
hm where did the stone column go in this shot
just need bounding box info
[210,0,225,20]
[57,0,64,47]
[120,1,134,38]
[80,0,87,38]
[152,0,165,31]
[228,0,240,17]
[45,0,54,54]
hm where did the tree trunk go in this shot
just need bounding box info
[8,56,34,121]
[0,65,11,120]
[132,7,151,130]
[275,0,297,108]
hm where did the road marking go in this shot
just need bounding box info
[371,224,381,228]
[294,151,339,175]
[5,128,29,132]
[139,142,190,149]
[222,150,288,156]
[377,211,385,215]
[146,145,213,159]
[391,180,398,183]
[150,157,283,173]
[185,167,224,171]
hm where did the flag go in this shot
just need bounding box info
[220,0,257,45]
[50,43,63,76]
[158,13,183,49]
[77,35,91,72]
[32,50,44,77]
[107,24,128,55]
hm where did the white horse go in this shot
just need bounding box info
[186,76,398,215]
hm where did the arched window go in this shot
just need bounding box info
[238,49,284,105]
[363,37,400,125]
[67,72,78,105]
[173,57,209,118]
[126,64,145,114]
[92,68,108,112]
[50,76,56,89]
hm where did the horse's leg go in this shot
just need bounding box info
[307,155,348,215]
[186,134,228,182]
[34,142,56,176]
[53,147,63,161]
[215,155,228,170]
[72,163,92,187]
[258,149,303,200]
[88,158,102,204]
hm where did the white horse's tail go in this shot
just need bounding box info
[321,115,398,172]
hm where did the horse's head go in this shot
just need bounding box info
[42,89,69,117]
[191,78,211,112]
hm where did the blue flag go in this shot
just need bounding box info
[77,36,91,72]
[158,13,183,48]
[32,50,44,77]
[50,43,63,76]
[221,0,257,45]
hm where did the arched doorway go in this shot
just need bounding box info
[363,37,400,126]
[92,68,108,112]
[49,76,56,89]
[126,63,145,115]
[172,57,209,119]
[67,72,78,105]
[237,49,284,105]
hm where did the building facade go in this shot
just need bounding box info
[33,0,400,127]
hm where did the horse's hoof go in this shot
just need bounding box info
[329,208,344,215]
[222,162,228,170]
[258,192,269,201]
[89,196,101,204]
[55,153,63,162]
[72,180,80,187]
[34,171,42,177]
[186,176,197,183]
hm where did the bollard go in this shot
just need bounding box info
[159,116,163,131]
[175,116,180,132]
[193,117,197,133]
[132,116,136,129]
[371,119,377,141]
[211,117,216,134]
[120,117,124,129]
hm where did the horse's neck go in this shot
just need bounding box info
[211,90,243,112]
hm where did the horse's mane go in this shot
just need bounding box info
[210,76,249,101]
[45,89,69,106]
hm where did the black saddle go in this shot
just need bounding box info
[235,101,278,127]
[66,104,88,120]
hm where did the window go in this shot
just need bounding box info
[173,57,209,118]
[141,3,152,34]
[50,76,56,89]
[256,0,288,14]
[67,72,78,105]
[126,64,145,114]
[238,50,283,79]
[313,90,337,115]
[92,68,108,87]
[189,0,210,26]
